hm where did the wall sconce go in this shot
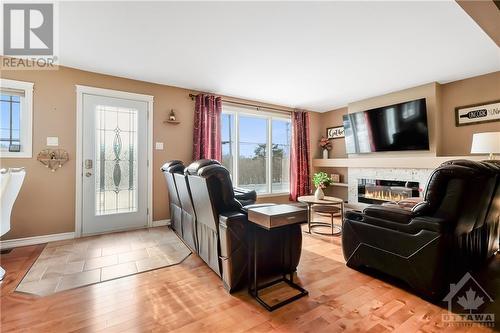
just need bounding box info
[37,149,69,172]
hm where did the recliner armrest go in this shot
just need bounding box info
[218,211,247,258]
[345,210,363,221]
[363,205,414,224]
[234,187,257,206]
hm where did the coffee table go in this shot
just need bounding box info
[298,195,344,235]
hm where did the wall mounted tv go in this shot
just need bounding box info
[343,98,429,154]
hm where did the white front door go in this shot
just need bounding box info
[82,93,149,235]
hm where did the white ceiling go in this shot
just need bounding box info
[58,1,500,112]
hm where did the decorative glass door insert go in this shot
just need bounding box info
[95,105,138,215]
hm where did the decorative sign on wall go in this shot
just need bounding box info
[327,126,345,139]
[455,100,500,127]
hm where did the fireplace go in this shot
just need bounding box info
[357,179,419,204]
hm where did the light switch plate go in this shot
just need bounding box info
[155,142,164,150]
[47,137,59,146]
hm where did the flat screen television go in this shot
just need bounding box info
[343,98,429,153]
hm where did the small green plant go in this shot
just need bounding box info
[313,172,332,189]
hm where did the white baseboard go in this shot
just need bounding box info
[152,219,170,227]
[0,232,75,250]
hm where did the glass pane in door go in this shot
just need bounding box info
[95,105,138,215]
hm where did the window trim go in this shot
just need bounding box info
[0,79,34,158]
[222,104,291,196]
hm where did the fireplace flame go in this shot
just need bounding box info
[364,188,410,202]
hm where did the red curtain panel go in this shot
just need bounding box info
[192,94,222,161]
[290,110,311,201]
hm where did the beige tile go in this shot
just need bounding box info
[22,265,48,283]
[166,249,191,263]
[136,255,172,272]
[56,269,101,292]
[101,245,132,256]
[17,277,61,296]
[16,227,190,297]
[42,261,85,279]
[118,249,150,264]
[101,262,138,281]
[37,247,60,259]
[67,248,102,262]
[131,240,157,250]
[84,255,118,271]
[146,246,166,258]
[34,255,69,267]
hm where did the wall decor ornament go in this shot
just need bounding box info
[327,126,345,139]
[164,109,180,124]
[37,149,69,172]
[455,100,500,127]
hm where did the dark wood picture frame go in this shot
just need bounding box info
[326,126,345,139]
[455,99,500,127]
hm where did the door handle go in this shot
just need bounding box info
[85,172,92,177]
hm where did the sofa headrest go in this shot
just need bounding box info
[424,164,490,215]
[185,159,221,175]
[160,160,184,173]
[482,160,500,172]
[440,159,494,174]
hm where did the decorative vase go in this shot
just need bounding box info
[314,186,325,200]
[322,149,329,159]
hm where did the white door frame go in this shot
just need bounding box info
[75,85,154,237]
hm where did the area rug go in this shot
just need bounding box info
[16,227,191,296]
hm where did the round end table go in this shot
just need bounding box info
[297,195,344,235]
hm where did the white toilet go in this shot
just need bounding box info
[0,168,26,280]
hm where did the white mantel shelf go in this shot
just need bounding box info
[313,155,489,169]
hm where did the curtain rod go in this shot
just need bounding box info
[189,93,293,114]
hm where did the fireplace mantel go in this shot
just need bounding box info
[313,155,487,169]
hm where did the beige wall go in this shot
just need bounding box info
[1,65,196,239]
[0,63,298,240]
[318,107,348,159]
[439,71,500,156]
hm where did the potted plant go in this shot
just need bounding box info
[313,172,332,200]
[319,137,332,159]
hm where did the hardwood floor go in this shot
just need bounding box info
[1,222,498,332]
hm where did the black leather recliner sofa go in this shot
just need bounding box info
[342,159,499,300]
[161,159,302,292]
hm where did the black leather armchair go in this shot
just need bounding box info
[186,159,302,292]
[160,160,184,236]
[342,160,499,300]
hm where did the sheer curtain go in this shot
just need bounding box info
[192,94,222,161]
[290,110,311,200]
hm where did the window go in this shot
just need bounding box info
[222,105,291,195]
[0,79,33,158]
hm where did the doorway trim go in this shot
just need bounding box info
[75,85,154,238]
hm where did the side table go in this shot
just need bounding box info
[298,195,344,235]
[247,204,308,311]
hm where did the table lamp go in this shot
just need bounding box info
[471,132,500,160]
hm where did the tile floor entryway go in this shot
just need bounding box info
[16,227,191,296]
